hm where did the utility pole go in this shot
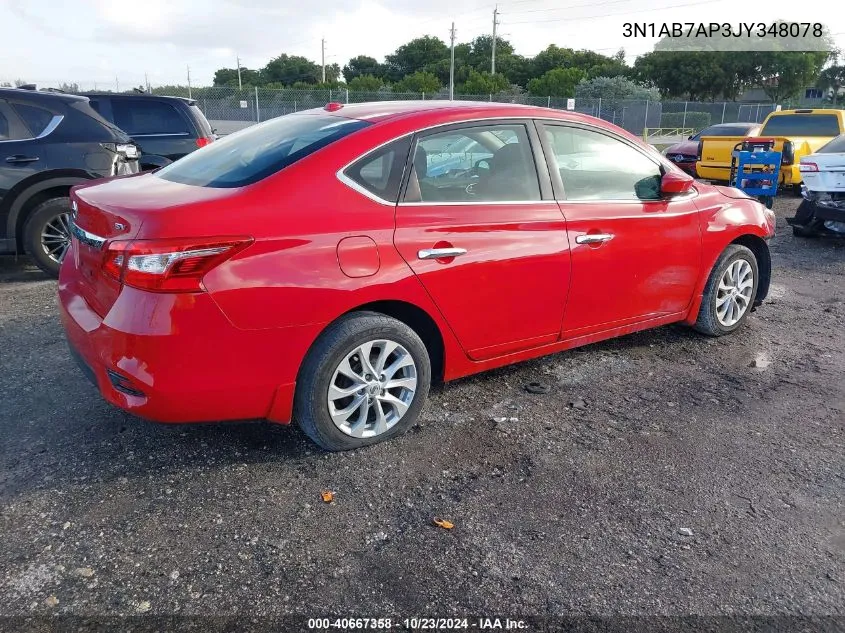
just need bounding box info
[491,5,499,75]
[449,22,456,100]
[115,76,119,92]
[187,65,192,99]
[145,72,150,93]
[236,55,242,90]
[321,38,326,83]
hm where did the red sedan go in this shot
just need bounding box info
[59,101,775,450]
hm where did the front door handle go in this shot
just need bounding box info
[418,247,467,260]
[5,155,40,164]
[575,233,614,245]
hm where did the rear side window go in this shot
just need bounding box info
[0,106,9,140]
[343,137,412,202]
[11,103,54,137]
[760,114,841,137]
[112,99,190,135]
[156,113,369,188]
[819,134,845,153]
[189,104,213,136]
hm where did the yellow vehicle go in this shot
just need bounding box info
[696,109,845,187]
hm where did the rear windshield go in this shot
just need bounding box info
[156,113,369,188]
[698,124,756,138]
[760,114,841,137]
[818,134,845,153]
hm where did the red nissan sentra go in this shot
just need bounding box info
[59,101,775,451]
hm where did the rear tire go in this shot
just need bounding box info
[23,196,73,278]
[694,244,759,337]
[294,312,431,451]
[790,199,822,237]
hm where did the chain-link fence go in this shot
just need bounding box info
[158,87,837,138]
[4,79,839,139]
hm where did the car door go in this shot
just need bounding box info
[393,121,571,361]
[537,122,701,337]
[0,99,52,205]
[111,98,194,161]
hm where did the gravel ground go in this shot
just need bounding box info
[0,196,843,627]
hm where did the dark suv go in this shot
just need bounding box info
[82,94,215,171]
[0,88,139,276]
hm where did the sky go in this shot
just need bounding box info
[1,0,843,89]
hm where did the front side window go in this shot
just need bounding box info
[406,124,541,203]
[157,113,369,188]
[543,125,662,201]
[760,114,840,137]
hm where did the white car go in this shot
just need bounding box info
[789,134,845,236]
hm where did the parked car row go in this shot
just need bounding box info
[0,87,215,275]
[661,122,761,175]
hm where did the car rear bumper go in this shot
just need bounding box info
[58,266,306,425]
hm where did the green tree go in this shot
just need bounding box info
[343,56,383,82]
[575,76,659,101]
[754,51,831,103]
[347,74,385,91]
[817,63,845,103]
[261,54,322,85]
[384,36,450,82]
[633,51,753,100]
[527,68,585,97]
[213,66,260,87]
[393,71,441,94]
[459,70,510,95]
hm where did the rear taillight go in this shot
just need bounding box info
[782,140,794,165]
[102,237,252,292]
[798,161,818,172]
[696,140,703,161]
[196,136,213,148]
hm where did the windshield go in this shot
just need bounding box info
[760,114,840,137]
[818,134,845,153]
[156,113,369,188]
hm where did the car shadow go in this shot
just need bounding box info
[0,255,51,283]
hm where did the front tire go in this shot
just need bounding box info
[294,312,431,451]
[694,244,759,337]
[23,196,73,277]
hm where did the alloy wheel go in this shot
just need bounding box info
[327,339,418,438]
[716,259,754,327]
[40,212,72,264]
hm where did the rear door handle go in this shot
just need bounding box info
[418,247,467,260]
[575,233,614,245]
[5,155,40,164]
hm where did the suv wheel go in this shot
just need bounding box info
[23,196,73,277]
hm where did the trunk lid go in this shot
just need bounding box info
[70,173,238,316]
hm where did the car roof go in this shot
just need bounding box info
[305,100,600,125]
[81,92,197,105]
[0,87,88,103]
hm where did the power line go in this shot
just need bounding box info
[502,0,629,16]
[504,0,727,24]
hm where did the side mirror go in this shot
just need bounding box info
[661,171,695,196]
